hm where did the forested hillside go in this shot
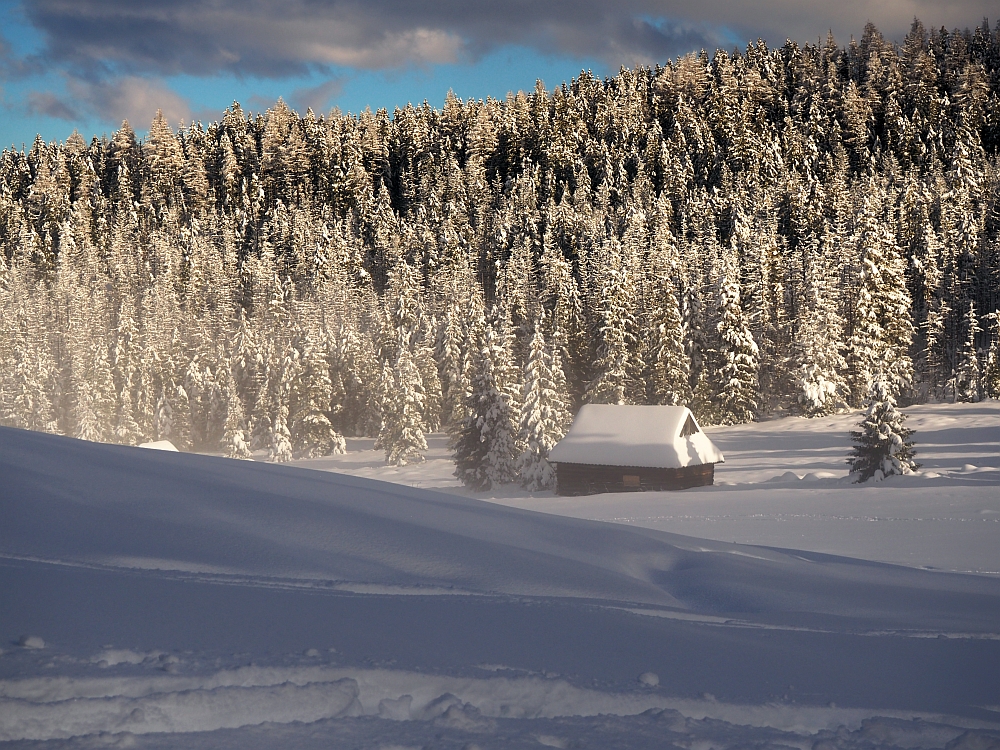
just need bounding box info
[2,21,1000,488]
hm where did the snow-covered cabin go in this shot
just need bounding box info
[547,405,724,495]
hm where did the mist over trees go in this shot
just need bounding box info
[2,20,1000,488]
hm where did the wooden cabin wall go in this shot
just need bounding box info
[554,463,714,496]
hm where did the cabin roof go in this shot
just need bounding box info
[547,404,725,469]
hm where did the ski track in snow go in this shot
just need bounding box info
[2,401,1000,747]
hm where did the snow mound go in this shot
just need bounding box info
[137,440,179,451]
[3,425,999,632]
[0,675,361,741]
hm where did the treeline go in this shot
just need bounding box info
[2,20,1000,488]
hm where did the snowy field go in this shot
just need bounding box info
[2,401,1000,748]
[298,401,1000,576]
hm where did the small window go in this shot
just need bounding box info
[680,414,699,437]
[622,474,641,488]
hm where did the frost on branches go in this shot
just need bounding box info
[848,378,920,483]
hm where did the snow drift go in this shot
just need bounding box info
[3,425,1000,746]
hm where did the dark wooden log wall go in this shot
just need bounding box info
[554,462,715,496]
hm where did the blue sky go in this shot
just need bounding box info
[0,0,994,147]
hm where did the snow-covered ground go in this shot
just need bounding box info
[298,401,1000,576]
[2,401,999,748]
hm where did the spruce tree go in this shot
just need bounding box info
[792,232,847,415]
[291,329,346,457]
[713,251,759,425]
[268,342,296,463]
[954,301,982,403]
[848,378,920,482]
[983,313,1000,400]
[454,321,519,490]
[436,298,467,429]
[586,243,640,405]
[846,180,914,404]
[376,346,428,466]
[220,365,253,459]
[515,318,569,491]
[414,318,443,433]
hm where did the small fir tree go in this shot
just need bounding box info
[848,378,920,482]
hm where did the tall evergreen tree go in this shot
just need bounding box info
[516,318,570,491]
[220,364,253,459]
[454,321,519,490]
[954,301,983,402]
[291,328,346,457]
[376,346,428,466]
[713,248,759,424]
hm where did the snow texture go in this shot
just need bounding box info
[547,404,724,468]
[2,404,1000,748]
[136,440,178,451]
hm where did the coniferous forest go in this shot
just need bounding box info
[2,20,1000,489]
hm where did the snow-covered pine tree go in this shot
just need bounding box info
[914,219,950,398]
[220,364,252,459]
[154,387,174,443]
[713,247,759,425]
[954,301,982,403]
[376,345,427,466]
[291,328,346,457]
[71,331,116,443]
[3,277,58,433]
[791,231,847,415]
[586,238,640,405]
[538,226,586,405]
[414,317,443,433]
[515,317,569,491]
[454,321,519,490]
[436,296,467,429]
[268,342,296,463]
[984,313,1000,400]
[111,297,142,444]
[845,179,914,404]
[647,270,691,407]
[848,377,920,482]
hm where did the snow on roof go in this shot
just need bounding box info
[548,404,725,469]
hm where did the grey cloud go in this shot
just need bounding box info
[288,78,346,113]
[67,76,192,128]
[26,90,79,120]
[21,0,1000,80]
